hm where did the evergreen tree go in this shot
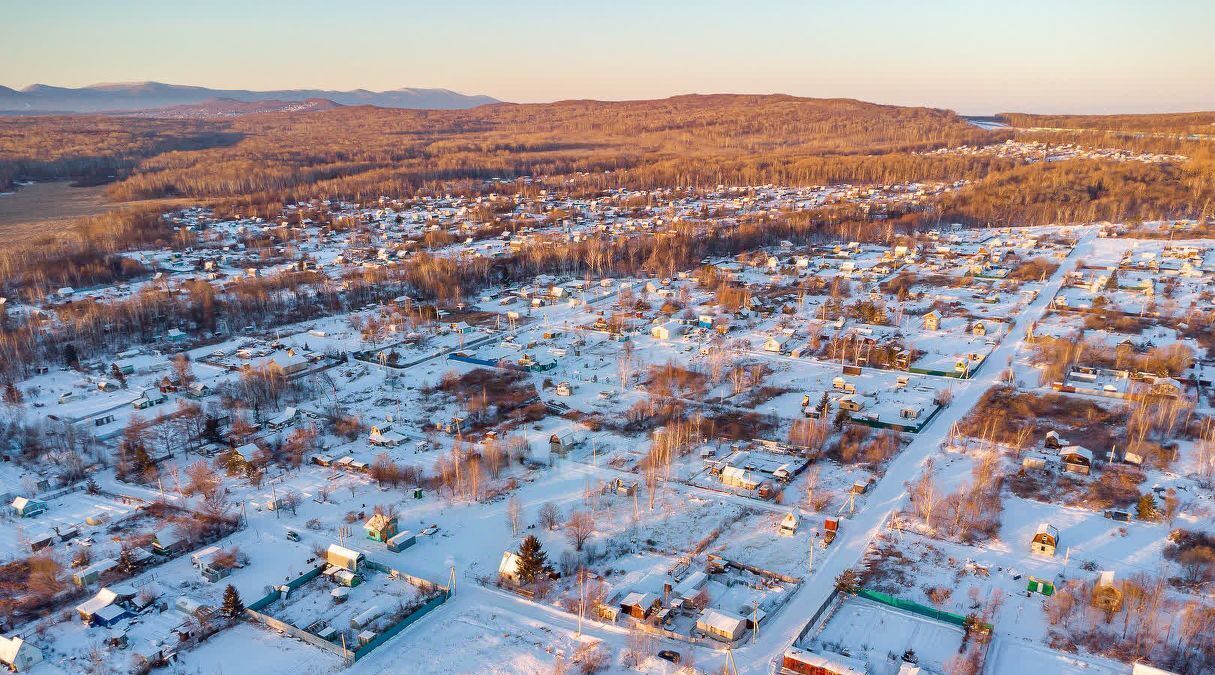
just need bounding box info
[110,363,127,388]
[220,584,244,618]
[515,535,552,584]
[117,547,138,575]
[834,568,860,595]
[64,343,79,368]
[1137,493,1159,521]
[817,392,831,418]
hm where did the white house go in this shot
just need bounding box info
[0,635,43,671]
[650,321,683,341]
[697,608,747,642]
[764,335,793,354]
[498,551,523,585]
[369,425,407,447]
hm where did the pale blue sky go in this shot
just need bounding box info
[2,0,1213,114]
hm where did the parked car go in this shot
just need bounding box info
[657,650,681,664]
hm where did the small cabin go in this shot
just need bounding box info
[10,497,47,518]
[838,397,864,412]
[779,513,798,537]
[0,635,43,672]
[764,335,793,354]
[1031,523,1060,557]
[697,608,747,642]
[972,321,987,337]
[1059,446,1093,475]
[620,592,661,620]
[498,551,523,586]
[923,311,941,331]
[1043,430,1069,449]
[364,514,399,543]
[549,432,580,455]
[369,425,407,447]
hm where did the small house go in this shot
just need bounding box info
[1043,430,1069,449]
[369,425,407,447]
[326,544,364,572]
[697,608,747,642]
[191,546,237,583]
[76,587,135,627]
[1059,446,1093,475]
[555,381,573,397]
[721,466,760,490]
[779,513,798,536]
[72,558,119,587]
[972,321,987,337]
[498,551,523,586]
[764,335,793,354]
[619,592,660,620]
[781,648,867,675]
[923,311,941,331]
[838,397,864,412]
[549,432,580,455]
[265,406,300,431]
[10,497,47,518]
[364,513,399,542]
[0,635,43,672]
[650,321,683,341]
[132,390,167,410]
[1031,523,1060,557]
[151,527,186,556]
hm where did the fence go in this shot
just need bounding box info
[351,590,450,662]
[247,610,351,658]
[848,401,944,434]
[856,589,991,631]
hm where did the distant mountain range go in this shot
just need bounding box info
[0,82,499,114]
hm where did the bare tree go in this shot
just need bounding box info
[566,510,595,551]
[538,502,562,530]
[507,494,522,535]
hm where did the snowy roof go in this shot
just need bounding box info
[10,496,40,509]
[153,527,182,547]
[364,514,395,531]
[76,588,121,616]
[697,608,746,633]
[0,635,38,666]
[499,551,521,576]
[232,443,259,462]
[783,648,867,675]
[621,592,658,609]
[1059,445,1093,461]
[266,406,299,426]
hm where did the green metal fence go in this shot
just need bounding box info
[856,589,988,630]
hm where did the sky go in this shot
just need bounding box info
[2,0,1213,114]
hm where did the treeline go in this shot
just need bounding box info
[999,111,1215,134]
[93,95,1000,203]
[0,207,172,297]
[0,115,237,189]
[940,158,1215,226]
